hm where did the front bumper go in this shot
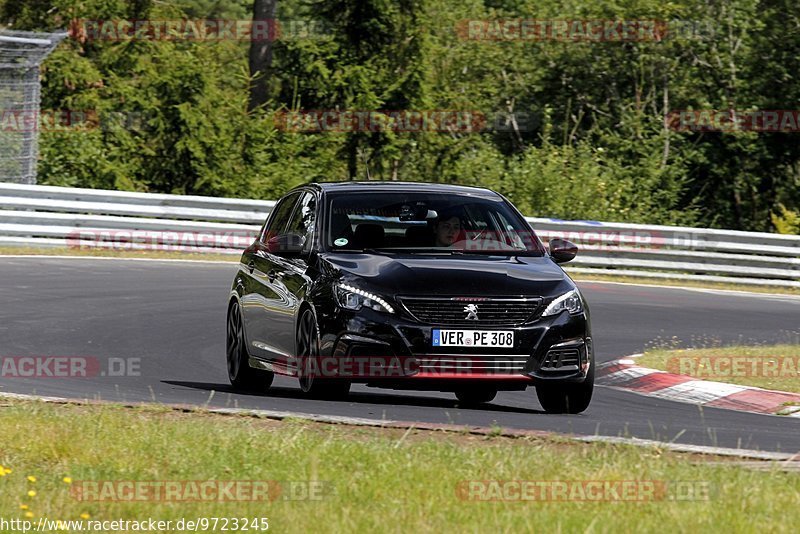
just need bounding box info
[316,304,592,389]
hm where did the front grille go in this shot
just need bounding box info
[400,297,541,326]
[541,348,581,372]
[416,356,529,374]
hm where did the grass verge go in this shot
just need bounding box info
[0,399,798,532]
[636,345,800,394]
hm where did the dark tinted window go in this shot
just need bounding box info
[262,192,300,241]
[326,191,544,255]
[286,191,317,252]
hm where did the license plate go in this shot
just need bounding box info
[432,329,514,348]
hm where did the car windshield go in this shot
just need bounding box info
[325,191,545,255]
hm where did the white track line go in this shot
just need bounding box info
[646,380,749,405]
[576,435,797,461]
[576,279,800,301]
[2,390,797,461]
[1,255,798,299]
[599,366,664,385]
[0,255,236,265]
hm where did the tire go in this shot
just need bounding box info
[227,301,274,391]
[297,308,351,400]
[535,363,594,414]
[454,389,497,406]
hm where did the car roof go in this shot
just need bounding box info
[300,181,501,197]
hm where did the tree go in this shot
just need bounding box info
[248,0,277,112]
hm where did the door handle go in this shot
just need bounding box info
[248,261,255,274]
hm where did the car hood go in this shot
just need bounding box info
[321,253,574,297]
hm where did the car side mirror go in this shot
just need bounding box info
[549,238,578,264]
[266,233,306,257]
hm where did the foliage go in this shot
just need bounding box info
[1,0,799,230]
[772,204,800,234]
[3,399,800,532]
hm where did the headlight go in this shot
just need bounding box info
[335,283,395,314]
[542,290,583,317]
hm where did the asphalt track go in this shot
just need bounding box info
[2,257,799,453]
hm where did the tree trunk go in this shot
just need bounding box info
[248,0,278,112]
[661,71,670,169]
[347,135,358,180]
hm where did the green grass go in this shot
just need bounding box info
[0,400,799,532]
[636,345,800,394]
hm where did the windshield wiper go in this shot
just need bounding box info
[455,248,529,254]
[356,248,452,255]
[354,248,535,256]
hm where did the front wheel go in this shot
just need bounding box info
[296,308,351,400]
[227,301,274,391]
[535,365,594,414]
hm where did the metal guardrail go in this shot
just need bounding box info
[0,183,271,254]
[528,218,800,288]
[1,183,799,288]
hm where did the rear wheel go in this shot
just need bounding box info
[227,301,274,391]
[297,308,351,399]
[535,364,594,414]
[454,389,497,406]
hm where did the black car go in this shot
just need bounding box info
[227,182,593,413]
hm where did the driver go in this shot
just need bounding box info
[433,208,464,247]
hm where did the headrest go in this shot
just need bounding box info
[354,223,385,248]
[330,212,353,239]
[405,225,431,246]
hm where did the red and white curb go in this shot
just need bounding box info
[597,356,800,417]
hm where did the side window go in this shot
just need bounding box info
[494,211,526,249]
[463,204,490,233]
[285,191,317,252]
[261,192,300,242]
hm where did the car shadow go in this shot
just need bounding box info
[162,380,544,415]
